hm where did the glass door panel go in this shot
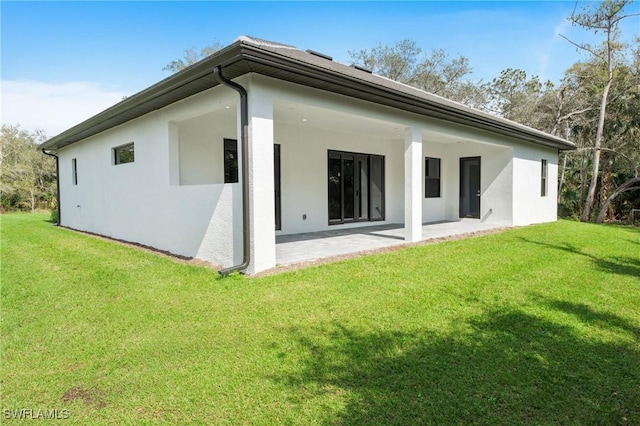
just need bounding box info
[357,155,369,220]
[370,155,384,221]
[328,154,342,223]
[343,155,355,221]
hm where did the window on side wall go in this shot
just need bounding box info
[541,159,548,197]
[224,138,238,183]
[113,143,135,165]
[425,157,441,198]
[72,158,78,185]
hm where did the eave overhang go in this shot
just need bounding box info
[41,37,576,152]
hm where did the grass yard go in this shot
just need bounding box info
[1,213,639,424]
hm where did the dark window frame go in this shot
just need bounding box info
[274,144,281,231]
[113,142,135,165]
[327,149,385,225]
[459,156,481,219]
[72,158,78,185]
[425,157,441,198]
[541,159,548,197]
[223,138,238,183]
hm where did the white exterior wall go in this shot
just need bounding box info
[421,122,515,226]
[512,144,558,225]
[439,141,514,225]
[258,75,407,235]
[274,121,403,235]
[56,72,560,273]
[173,112,231,185]
[57,85,243,267]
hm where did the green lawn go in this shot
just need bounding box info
[1,213,639,424]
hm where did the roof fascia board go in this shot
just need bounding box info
[41,43,245,150]
[239,45,574,150]
[42,39,575,151]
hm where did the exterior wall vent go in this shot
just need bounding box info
[350,64,373,74]
[306,49,333,61]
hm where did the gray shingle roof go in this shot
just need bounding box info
[41,36,575,151]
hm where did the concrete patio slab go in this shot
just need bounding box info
[276,220,509,266]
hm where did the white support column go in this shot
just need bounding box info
[404,126,423,242]
[246,83,276,274]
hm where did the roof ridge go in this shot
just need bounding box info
[235,35,298,50]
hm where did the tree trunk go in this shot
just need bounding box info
[558,152,568,204]
[595,177,640,223]
[579,150,588,217]
[581,18,616,222]
[581,76,612,222]
[600,165,614,221]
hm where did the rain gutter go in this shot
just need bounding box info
[213,65,250,276]
[41,149,61,225]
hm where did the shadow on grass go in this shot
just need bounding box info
[274,306,639,424]
[546,299,640,341]
[518,237,640,279]
[594,255,640,280]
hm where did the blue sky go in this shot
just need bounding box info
[2,1,639,136]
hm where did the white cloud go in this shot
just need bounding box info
[529,16,576,83]
[554,18,572,37]
[1,80,128,138]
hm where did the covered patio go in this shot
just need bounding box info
[275,220,509,266]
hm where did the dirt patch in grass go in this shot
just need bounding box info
[62,387,107,409]
[189,258,221,269]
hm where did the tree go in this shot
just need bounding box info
[349,40,481,104]
[594,46,640,222]
[559,0,639,222]
[485,68,557,128]
[556,45,640,222]
[163,43,222,72]
[0,125,56,212]
[349,39,421,83]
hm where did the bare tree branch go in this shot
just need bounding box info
[558,34,607,62]
[566,147,639,175]
[557,107,594,122]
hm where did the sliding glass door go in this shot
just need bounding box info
[328,150,384,225]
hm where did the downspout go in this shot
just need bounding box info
[213,65,250,276]
[42,149,61,225]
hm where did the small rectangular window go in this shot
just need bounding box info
[425,157,441,198]
[541,159,548,197]
[224,138,238,183]
[113,143,135,165]
[72,158,78,185]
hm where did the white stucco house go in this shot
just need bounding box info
[41,36,575,274]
